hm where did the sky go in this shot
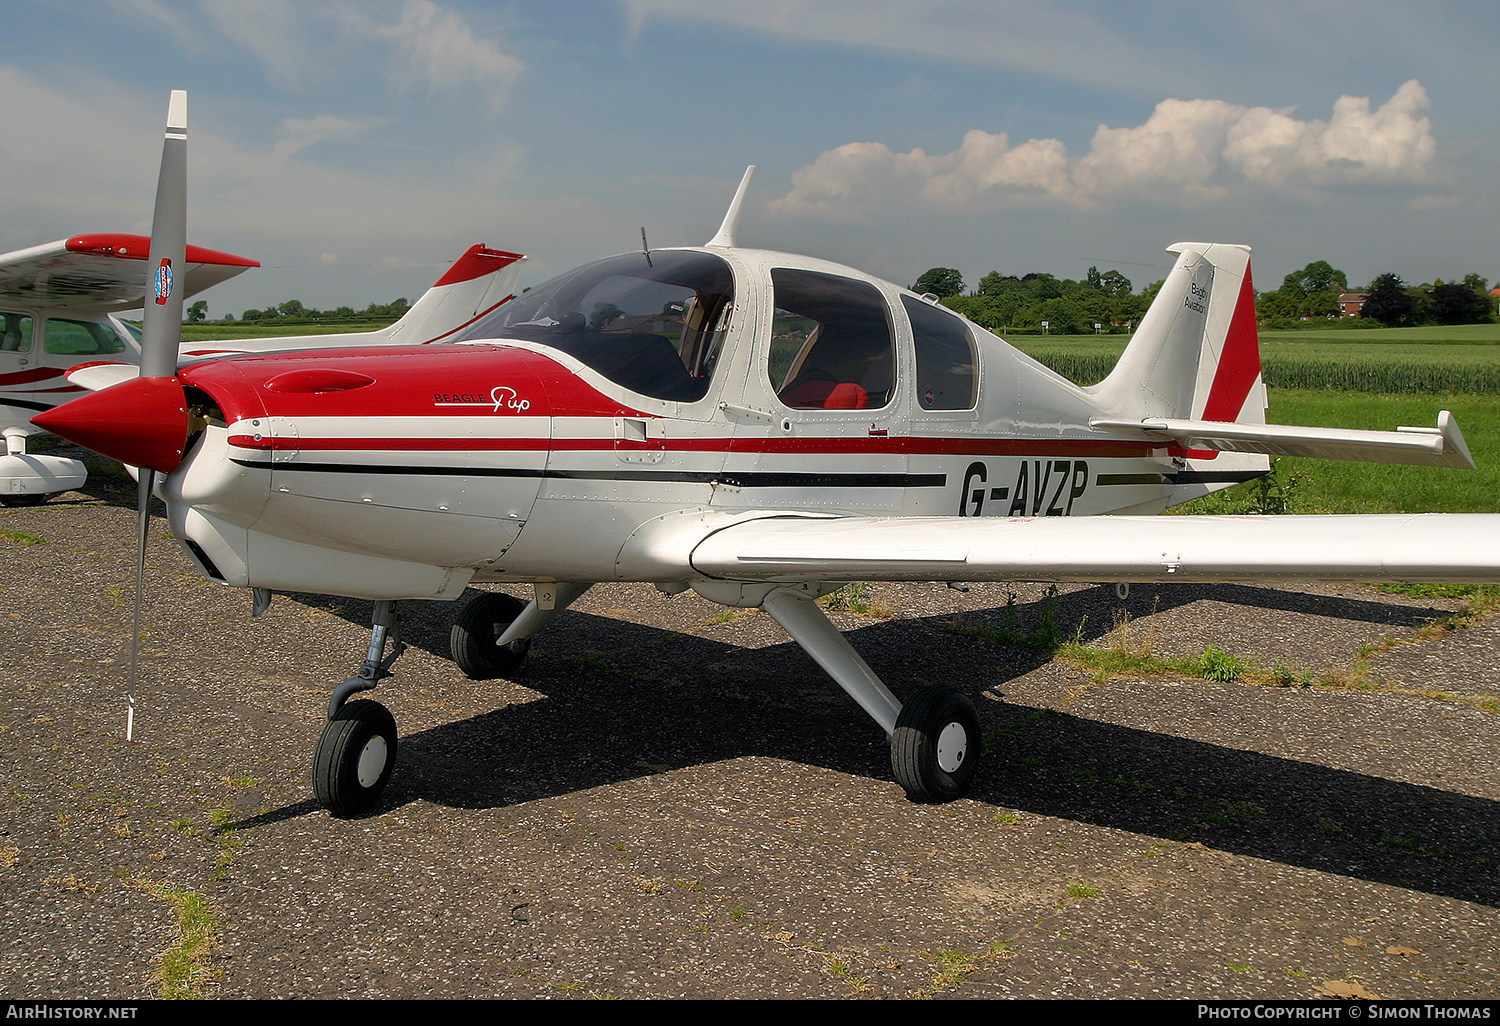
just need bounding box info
[3,0,1497,317]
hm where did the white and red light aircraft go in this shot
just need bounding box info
[2,227,524,505]
[35,94,1500,816]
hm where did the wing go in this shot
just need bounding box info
[0,234,258,312]
[635,511,1500,586]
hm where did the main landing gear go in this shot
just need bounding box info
[890,685,981,802]
[308,584,984,814]
[450,592,529,679]
[752,586,985,803]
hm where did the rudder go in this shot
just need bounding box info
[1093,242,1265,427]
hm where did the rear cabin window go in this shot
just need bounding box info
[43,318,126,356]
[0,312,32,352]
[901,295,977,410]
[768,268,895,410]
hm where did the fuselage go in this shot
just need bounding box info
[0,308,139,436]
[129,246,1261,600]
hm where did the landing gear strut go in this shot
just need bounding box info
[754,586,983,803]
[313,600,406,817]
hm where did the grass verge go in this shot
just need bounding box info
[142,881,221,999]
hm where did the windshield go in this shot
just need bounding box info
[453,250,736,402]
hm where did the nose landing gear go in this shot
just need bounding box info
[312,600,406,817]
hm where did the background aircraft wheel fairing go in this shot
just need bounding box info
[890,686,982,802]
[451,592,531,680]
[313,699,399,818]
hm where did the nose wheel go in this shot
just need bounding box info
[890,686,982,802]
[313,699,398,817]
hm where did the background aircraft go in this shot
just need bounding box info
[2,227,524,506]
[0,233,256,503]
[37,99,1500,818]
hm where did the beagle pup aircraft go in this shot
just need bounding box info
[36,94,1500,816]
[1,229,524,506]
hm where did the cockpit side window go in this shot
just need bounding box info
[43,318,126,356]
[0,312,33,353]
[768,268,895,410]
[901,295,977,410]
[452,251,735,403]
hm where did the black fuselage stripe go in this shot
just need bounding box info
[1096,470,1269,486]
[1166,470,1269,484]
[1,397,53,413]
[231,458,946,489]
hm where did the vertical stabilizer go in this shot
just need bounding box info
[1093,242,1264,427]
[385,246,527,344]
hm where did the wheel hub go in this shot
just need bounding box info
[356,736,389,788]
[935,721,969,773]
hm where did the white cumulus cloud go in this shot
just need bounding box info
[772,81,1437,216]
[375,0,526,115]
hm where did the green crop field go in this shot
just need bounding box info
[1181,391,1500,515]
[1012,322,1500,394]
[1260,323,1500,345]
[179,321,395,342]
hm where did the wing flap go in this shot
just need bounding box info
[1090,412,1474,469]
[687,513,1500,585]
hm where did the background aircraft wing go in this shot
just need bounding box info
[0,234,258,311]
[671,512,1500,586]
[1090,412,1475,469]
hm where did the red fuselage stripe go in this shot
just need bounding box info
[0,369,68,387]
[227,433,1158,458]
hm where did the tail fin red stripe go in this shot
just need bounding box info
[1199,267,1262,423]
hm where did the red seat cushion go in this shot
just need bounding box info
[780,380,869,409]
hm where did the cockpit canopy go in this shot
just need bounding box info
[454,250,734,402]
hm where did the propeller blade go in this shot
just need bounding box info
[124,90,189,740]
[139,89,187,379]
[126,469,154,742]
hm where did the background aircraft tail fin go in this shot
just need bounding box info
[1093,242,1265,427]
[385,245,527,345]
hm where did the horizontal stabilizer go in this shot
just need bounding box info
[685,512,1500,585]
[1089,411,1475,469]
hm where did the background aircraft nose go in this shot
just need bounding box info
[32,375,189,473]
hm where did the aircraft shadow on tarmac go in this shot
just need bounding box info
[221,585,1500,911]
[49,431,1497,906]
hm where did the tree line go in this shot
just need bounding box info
[186,297,411,324]
[913,261,1497,335]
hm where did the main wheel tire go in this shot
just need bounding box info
[891,686,982,803]
[313,699,398,817]
[450,592,530,680]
